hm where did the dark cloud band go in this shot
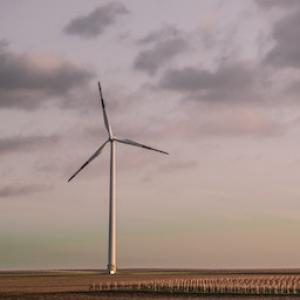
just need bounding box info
[0,184,51,198]
[134,25,189,75]
[0,134,60,155]
[158,63,258,103]
[0,43,94,110]
[63,2,129,39]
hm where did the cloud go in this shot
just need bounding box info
[161,106,286,139]
[0,184,51,198]
[134,25,189,75]
[141,160,198,183]
[255,0,300,10]
[0,39,9,47]
[263,8,300,68]
[197,111,286,137]
[138,25,183,45]
[0,43,94,110]
[158,160,198,173]
[0,134,60,155]
[63,2,129,38]
[158,62,259,103]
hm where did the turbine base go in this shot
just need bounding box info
[107,264,116,275]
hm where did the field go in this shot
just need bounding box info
[1,269,300,299]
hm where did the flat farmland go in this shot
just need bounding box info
[1,269,300,299]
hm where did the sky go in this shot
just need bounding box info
[1,0,300,270]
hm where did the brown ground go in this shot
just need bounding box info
[1,269,300,299]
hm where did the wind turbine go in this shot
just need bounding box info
[68,82,168,275]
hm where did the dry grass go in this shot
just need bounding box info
[89,275,300,295]
[1,270,300,297]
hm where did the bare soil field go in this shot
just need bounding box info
[1,269,300,299]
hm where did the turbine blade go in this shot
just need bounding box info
[98,82,113,138]
[115,138,169,155]
[68,140,109,182]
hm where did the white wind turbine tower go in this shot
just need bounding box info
[68,82,168,275]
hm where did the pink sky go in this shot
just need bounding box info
[1,0,300,270]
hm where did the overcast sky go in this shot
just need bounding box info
[1,0,300,270]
